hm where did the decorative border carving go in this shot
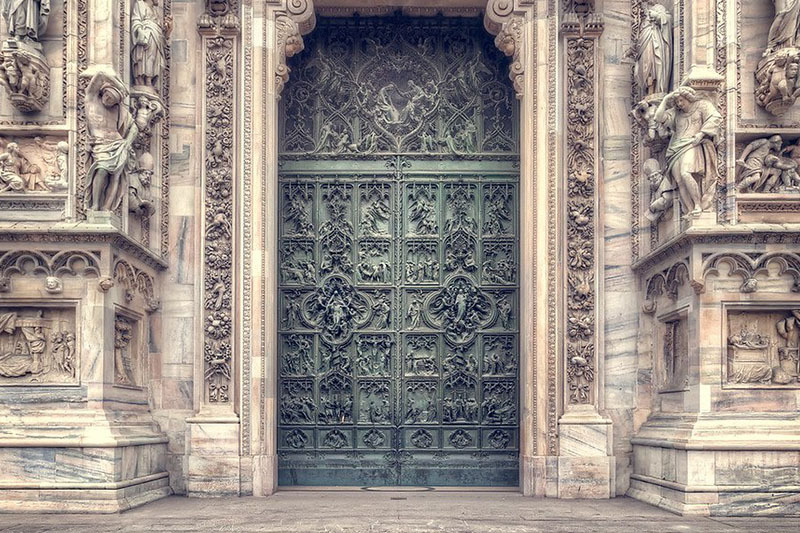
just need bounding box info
[201,34,236,404]
[702,252,800,294]
[160,0,172,259]
[547,0,558,456]
[76,0,89,220]
[629,0,642,262]
[562,9,603,407]
[241,0,252,456]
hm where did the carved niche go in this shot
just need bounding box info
[114,312,141,387]
[660,315,688,392]
[726,309,800,387]
[0,306,77,384]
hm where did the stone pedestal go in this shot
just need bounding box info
[186,417,241,496]
[0,235,170,512]
[629,232,800,515]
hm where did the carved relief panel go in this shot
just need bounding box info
[726,309,800,387]
[277,16,519,487]
[0,305,77,385]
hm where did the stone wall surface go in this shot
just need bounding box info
[0,0,797,517]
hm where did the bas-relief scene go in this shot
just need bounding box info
[0,0,797,518]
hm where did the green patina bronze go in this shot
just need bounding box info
[277,15,520,487]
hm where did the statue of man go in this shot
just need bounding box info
[634,4,672,95]
[1,0,49,44]
[654,86,722,217]
[765,0,800,56]
[131,0,167,88]
[84,69,138,212]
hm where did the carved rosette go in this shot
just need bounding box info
[201,36,236,404]
[563,15,603,406]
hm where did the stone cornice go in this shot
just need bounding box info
[0,227,169,271]
[631,225,800,273]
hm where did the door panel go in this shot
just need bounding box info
[277,15,519,487]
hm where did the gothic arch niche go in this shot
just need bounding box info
[276,12,521,486]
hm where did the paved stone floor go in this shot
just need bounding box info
[1,492,798,532]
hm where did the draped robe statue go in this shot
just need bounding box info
[1,0,49,43]
[131,0,165,89]
[654,87,722,217]
[765,0,800,56]
[84,70,138,212]
[635,4,672,96]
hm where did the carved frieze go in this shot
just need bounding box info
[736,135,800,194]
[727,309,800,387]
[0,306,77,385]
[0,135,68,195]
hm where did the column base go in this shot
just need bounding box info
[186,416,241,497]
[0,411,170,513]
[252,453,278,496]
[629,413,800,516]
[555,410,616,498]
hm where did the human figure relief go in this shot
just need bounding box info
[84,70,138,212]
[654,87,722,218]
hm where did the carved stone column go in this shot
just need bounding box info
[557,2,615,498]
[187,0,243,497]
[486,0,562,497]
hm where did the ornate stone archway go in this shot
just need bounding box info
[189,0,614,498]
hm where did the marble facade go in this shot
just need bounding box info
[0,0,796,517]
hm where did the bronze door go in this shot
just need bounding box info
[277,15,519,486]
